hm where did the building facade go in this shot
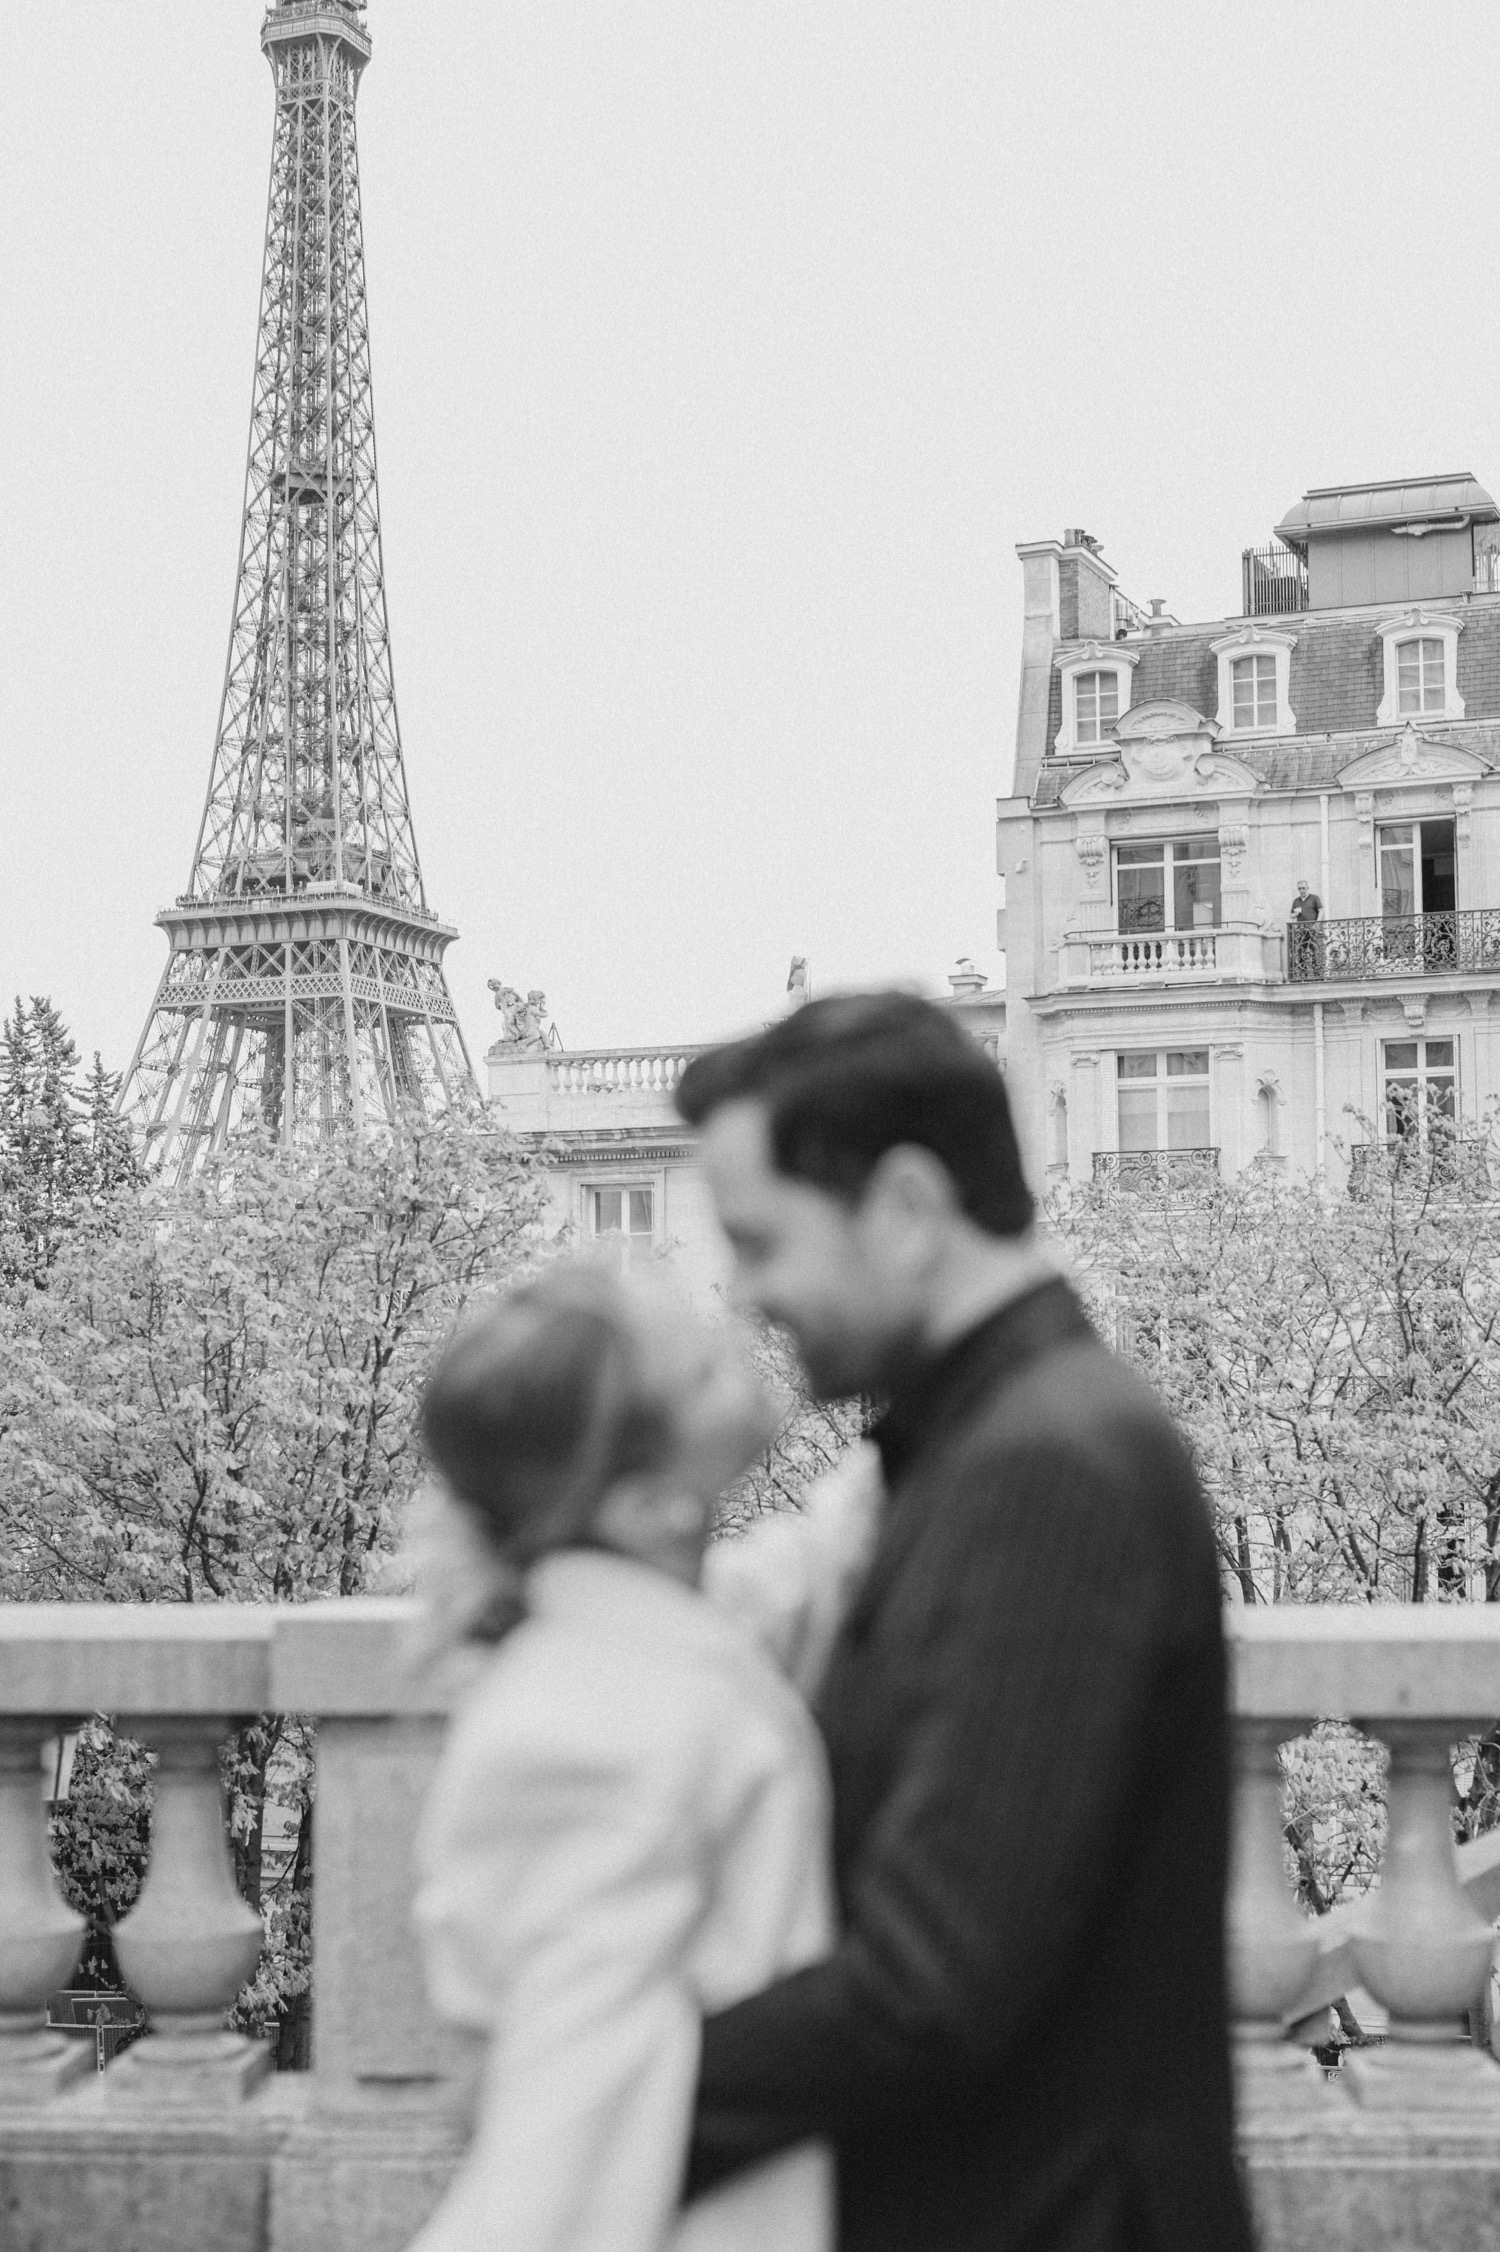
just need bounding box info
[1000,474,1500,1192]
[487,967,1006,1297]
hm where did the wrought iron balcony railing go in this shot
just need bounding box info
[1287,910,1500,983]
[1092,1147,1220,1190]
[1347,1136,1492,1196]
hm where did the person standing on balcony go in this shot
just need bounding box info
[675,992,1252,2252]
[1290,877,1323,978]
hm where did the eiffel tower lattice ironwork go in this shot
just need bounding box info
[122,0,473,1178]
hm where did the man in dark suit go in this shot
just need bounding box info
[675,991,1252,2252]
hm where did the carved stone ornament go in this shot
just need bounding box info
[1075,834,1106,889]
[1059,701,1262,806]
[1220,824,1249,879]
[487,981,554,1050]
[1337,725,1490,792]
[1401,993,1428,1032]
[1454,782,1474,844]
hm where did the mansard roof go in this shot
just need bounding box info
[1041,596,1500,769]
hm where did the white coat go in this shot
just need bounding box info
[409,1544,836,2252]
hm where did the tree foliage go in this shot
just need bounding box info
[716,1315,865,1534]
[0,997,138,1286]
[1050,1125,1500,1606]
[1,1071,547,2059]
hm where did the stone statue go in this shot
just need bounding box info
[786,957,810,1010]
[487,981,553,1050]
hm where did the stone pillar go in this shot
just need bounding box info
[1346,1720,1500,2109]
[1219,799,1254,928]
[1070,1051,1103,1177]
[0,1719,90,2100]
[268,1603,472,2252]
[105,1717,270,2102]
[1213,1043,1244,1177]
[1226,1720,1332,2114]
[1068,820,1114,939]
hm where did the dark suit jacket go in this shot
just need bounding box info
[687,1277,1253,2252]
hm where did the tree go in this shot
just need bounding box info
[716,1314,866,1534]
[1049,1121,1500,1607]
[0,998,139,1286]
[2,1102,547,2057]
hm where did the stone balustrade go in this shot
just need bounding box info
[1059,922,1284,988]
[545,1047,703,1096]
[1,1600,1500,2250]
[1230,1606,1500,2248]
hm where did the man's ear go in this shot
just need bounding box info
[863,1144,962,1229]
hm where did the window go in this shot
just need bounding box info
[1375,609,1464,726]
[1379,818,1456,919]
[1211,625,1296,737]
[583,1184,655,1270]
[1075,670,1119,746]
[1117,1049,1211,1153]
[1231,653,1277,731]
[1382,1039,1456,1143]
[1114,837,1221,934]
[1054,643,1139,755]
[1397,637,1445,716]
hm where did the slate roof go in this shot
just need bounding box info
[1038,597,1500,793]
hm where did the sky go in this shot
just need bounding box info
[5,2,1500,1073]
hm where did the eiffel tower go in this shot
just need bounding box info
[122,0,473,1177]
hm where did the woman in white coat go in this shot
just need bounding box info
[407,1266,839,2252]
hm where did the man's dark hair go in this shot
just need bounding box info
[675,989,1033,1237]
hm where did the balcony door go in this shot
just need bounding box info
[1378,818,1456,968]
[1116,1049,1211,1152]
[1379,819,1456,917]
[1115,839,1222,935]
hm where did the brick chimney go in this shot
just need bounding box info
[1057,530,1116,640]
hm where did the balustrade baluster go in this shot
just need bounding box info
[0,1720,89,2099]
[1227,1720,1334,2110]
[104,1717,269,2102]
[1346,1720,1500,2109]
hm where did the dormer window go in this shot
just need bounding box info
[1053,641,1139,757]
[1397,637,1444,715]
[1210,626,1296,737]
[1231,654,1277,731]
[1375,608,1464,726]
[1075,670,1118,745]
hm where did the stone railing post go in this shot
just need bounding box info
[0,1719,89,2099]
[267,1601,473,2252]
[1226,1717,1331,2110]
[105,1717,270,2101]
[1346,1718,1498,2109]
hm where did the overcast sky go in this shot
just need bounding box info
[5,2,1500,1072]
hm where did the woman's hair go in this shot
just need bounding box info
[419,1263,675,1590]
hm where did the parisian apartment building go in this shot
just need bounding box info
[998,471,1500,1193]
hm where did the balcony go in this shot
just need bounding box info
[1287,910,1500,984]
[1241,541,1309,617]
[1092,1147,1219,1190]
[1347,1136,1492,1196]
[0,1602,1497,2250]
[1061,924,1282,988]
